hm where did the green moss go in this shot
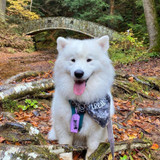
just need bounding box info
[143,77,160,91]
[24,123,47,145]
[1,99,18,112]
[89,143,110,160]
[113,74,160,100]
[12,146,60,160]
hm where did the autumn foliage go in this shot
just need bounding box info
[7,0,39,20]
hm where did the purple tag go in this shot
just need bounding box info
[70,113,80,133]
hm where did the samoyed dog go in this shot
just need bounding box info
[48,35,115,159]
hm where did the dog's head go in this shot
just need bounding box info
[54,36,114,98]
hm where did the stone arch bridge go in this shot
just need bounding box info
[23,17,120,39]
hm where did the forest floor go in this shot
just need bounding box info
[0,48,56,84]
[0,48,159,82]
[0,49,160,159]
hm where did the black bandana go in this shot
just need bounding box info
[69,94,111,128]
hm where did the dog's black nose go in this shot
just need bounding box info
[74,70,84,79]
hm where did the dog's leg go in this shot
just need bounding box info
[85,136,100,160]
[58,132,73,145]
[49,116,73,145]
[48,126,57,140]
[55,124,73,145]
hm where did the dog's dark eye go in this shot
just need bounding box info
[87,59,92,62]
[71,59,75,62]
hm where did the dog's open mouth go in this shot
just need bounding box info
[73,79,88,96]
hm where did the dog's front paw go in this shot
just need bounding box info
[48,127,57,140]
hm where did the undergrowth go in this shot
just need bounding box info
[109,29,160,65]
[1,98,39,112]
[0,20,34,51]
[18,99,38,111]
[1,99,18,112]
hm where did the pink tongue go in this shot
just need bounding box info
[73,82,86,96]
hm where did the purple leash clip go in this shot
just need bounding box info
[70,109,80,133]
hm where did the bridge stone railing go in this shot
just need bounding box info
[23,17,120,40]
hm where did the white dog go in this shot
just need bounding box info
[48,36,115,159]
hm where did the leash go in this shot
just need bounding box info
[107,119,115,160]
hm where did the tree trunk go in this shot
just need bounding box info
[0,0,6,21]
[89,139,152,160]
[110,0,115,15]
[136,107,160,115]
[142,0,160,52]
[30,0,33,11]
[0,78,54,101]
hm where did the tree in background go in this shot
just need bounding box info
[31,0,160,46]
[30,0,33,11]
[7,0,39,20]
[31,0,145,31]
[110,0,114,15]
[32,0,123,28]
[61,0,123,27]
[142,0,160,52]
[0,0,6,21]
[32,0,65,17]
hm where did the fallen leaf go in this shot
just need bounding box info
[31,121,38,127]
[108,153,114,160]
[128,134,137,140]
[151,143,159,150]
[48,90,55,94]
[6,141,11,144]
[128,76,134,82]
[155,119,160,126]
[15,142,21,146]
[0,137,5,143]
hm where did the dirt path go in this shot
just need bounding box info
[0,49,56,83]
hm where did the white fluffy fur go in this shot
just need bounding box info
[48,36,115,159]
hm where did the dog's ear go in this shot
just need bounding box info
[97,35,109,51]
[57,37,68,52]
